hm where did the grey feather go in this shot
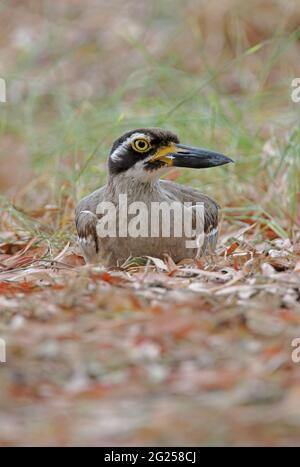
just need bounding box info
[75,179,219,267]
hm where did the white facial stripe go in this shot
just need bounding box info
[110,132,149,162]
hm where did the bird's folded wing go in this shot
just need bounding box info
[159,180,219,233]
[75,187,106,218]
[75,187,106,262]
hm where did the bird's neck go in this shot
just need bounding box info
[106,174,161,200]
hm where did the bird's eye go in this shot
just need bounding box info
[132,138,151,153]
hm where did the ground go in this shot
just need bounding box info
[0,0,299,447]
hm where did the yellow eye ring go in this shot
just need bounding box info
[132,138,151,153]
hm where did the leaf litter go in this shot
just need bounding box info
[0,208,299,447]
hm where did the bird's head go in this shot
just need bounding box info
[108,128,233,181]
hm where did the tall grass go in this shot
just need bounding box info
[0,1,299,243]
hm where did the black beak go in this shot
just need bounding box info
[171,144,234,169]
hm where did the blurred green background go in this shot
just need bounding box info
[0,0,299,238]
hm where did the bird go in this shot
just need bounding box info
[75,128,233,267]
